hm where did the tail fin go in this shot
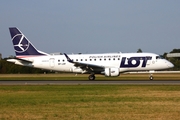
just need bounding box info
[9,27,48,57]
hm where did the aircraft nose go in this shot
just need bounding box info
[167,61,174,68]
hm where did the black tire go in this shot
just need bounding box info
[149,76,153,80]
[88,74,95,80]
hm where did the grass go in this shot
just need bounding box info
[0,73,180,80]
[0,85,180,120]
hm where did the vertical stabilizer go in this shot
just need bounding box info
[9,27,48,57]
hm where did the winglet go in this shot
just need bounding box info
[64,53,74,63]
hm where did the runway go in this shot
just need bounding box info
[0,80,180,85]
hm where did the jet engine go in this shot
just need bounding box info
[104,68,120,77]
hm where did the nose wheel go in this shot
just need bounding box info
[149,74,153,80]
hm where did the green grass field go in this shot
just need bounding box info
[0,85,180,120]
[0,73,180,119]
[0,73,180,80]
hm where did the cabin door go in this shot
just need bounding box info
[49,58,55,68]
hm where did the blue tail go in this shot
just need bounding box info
[9,27,48,57]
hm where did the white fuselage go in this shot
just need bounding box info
[14,52,173,74]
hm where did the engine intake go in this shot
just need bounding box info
[105,68,120,77]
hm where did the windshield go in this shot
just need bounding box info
[156,55,164,59]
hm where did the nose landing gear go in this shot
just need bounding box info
[149,73,153,80]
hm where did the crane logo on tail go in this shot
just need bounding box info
[12,34,30,53]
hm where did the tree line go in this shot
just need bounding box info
[163,49,180,71]
[0,49,180,74]
[0,59,48,74]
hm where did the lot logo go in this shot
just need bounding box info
[13,34,29,53]
[120,57,152,68]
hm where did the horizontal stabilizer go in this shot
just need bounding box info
[7,58,33,66]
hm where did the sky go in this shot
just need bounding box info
[1,0,180,58]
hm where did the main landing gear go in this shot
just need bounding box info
[88,74,95,80]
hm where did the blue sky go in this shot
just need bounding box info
[1,0,180,58]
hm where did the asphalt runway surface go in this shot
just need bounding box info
[0,80,180,85]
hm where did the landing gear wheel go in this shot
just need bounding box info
[88,74,95,80]
[149,75,153,80]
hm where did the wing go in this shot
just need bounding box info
[64,53,104,73]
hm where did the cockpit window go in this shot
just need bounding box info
[156,55,164,59]
[146,56,152,60]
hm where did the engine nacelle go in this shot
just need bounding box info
[105,68,120,77]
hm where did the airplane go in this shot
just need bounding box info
[7,27,174,80]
